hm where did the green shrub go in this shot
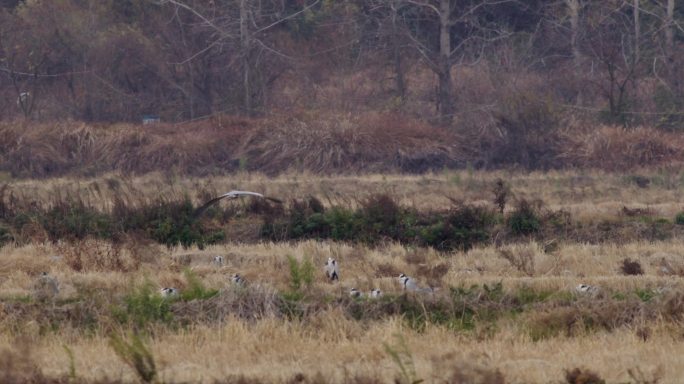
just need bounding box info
[419,205,493,251]
[508,199,541,236]
[325,207,360,241]
[114,280,173,328]
[131,197,224,249]
[287,255,314,292]
[181,269,219,301]
[360,194,404,241]
[42,199,113,240]
[675,212,684,225]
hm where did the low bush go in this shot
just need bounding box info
[620,258,644,276]
[113,280,174,329]
[508,199,542,236]
[675,212,684,225]
[42,199,113,241]
[419,204,494,251]
[181,270,219,301]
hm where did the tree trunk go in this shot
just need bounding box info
[665,0,675,56]
[391,1,406,102]
[437,0,453,124]
[240,0,251,114]
[567,0,581,68]
[665,0,677,90]
[566,0,582,104]
[633,0,640,63]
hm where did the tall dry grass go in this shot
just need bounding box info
[2,114,684,178]
[1,171,684,382]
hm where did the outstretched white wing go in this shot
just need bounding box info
[223,190,265,199]
[195,190,283,217]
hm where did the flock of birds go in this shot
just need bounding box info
[31,190,607,300]
[36,259,603,301]
[158,255,438,299]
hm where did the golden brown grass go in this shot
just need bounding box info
[5,168,684,215]
[1,238,683,382]
[2,170,684,383]
[1,317,678,383]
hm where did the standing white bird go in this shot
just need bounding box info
[398,273,433,293]
[160,287,179,298]
[194,190,283,217]
[349,288,363,298]
[231,273,247,286]
[213,255,225,266]
[324,257,339,281]
[370,288,382,298]
[33,272,59,299]
[398,273,417,291]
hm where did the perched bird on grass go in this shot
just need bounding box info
[160,287,179,298]
[575,283,599,295]
[398,273,417,291]
[231,273,247,286]
[349,288,363,298]
[33,272,59,299]
[194,190,283,217]
[324,257,339,281]
[370,288,382,298]
[398,273,433,293]
[213,255,225,266]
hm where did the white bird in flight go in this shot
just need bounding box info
[325,257,339,281]
[195,190,283,217]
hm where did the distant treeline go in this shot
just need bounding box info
[0,0,682,129]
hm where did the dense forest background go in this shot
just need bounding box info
[0,0,683,176]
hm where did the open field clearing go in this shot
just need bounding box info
[2,170,684,383]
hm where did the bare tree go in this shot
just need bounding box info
[397,0,514,125]
[159,0,319,116]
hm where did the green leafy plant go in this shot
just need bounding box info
[181,269,219,301]
[109,332,158,384]
[287,255,314,292]
[114,279,173,328]
[508,199,541,236]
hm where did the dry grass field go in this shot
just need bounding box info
[2,170,684,383]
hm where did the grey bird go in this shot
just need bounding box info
[324,257,339,281]
[33,272,59,299]
[195,190,283,217]
[231,273,247,286]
